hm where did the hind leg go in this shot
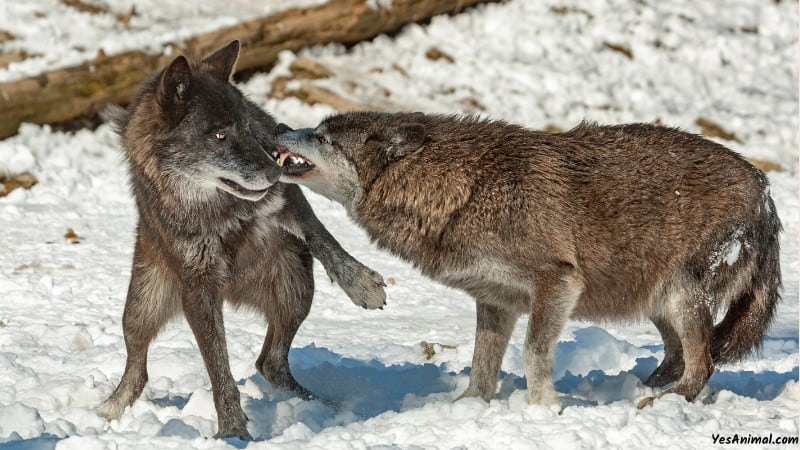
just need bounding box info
[97,255,180,420]
[229,235,314,399]
[639,286,714,408]
[644,316,685,387]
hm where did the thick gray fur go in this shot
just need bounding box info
[96,42,385,439]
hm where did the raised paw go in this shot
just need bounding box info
[343,266,387,310]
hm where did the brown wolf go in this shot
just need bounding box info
[273,111,781,408]
[95,42,386,439]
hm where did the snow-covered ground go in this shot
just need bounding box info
[0,0,325,82]
[1,0,798,448]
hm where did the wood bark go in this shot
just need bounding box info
[0,0,498,139]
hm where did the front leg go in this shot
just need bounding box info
[278,184,386,310]
[458,301,518,401]
[525,267,584,405]
[97,236,181,421]
[182,281,250,440]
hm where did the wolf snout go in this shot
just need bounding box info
[270,145,314,176]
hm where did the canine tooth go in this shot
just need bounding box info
[277,154,289,167]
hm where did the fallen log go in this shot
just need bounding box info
[0,0,498,139]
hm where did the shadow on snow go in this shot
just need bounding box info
[235,328,796,439]
[78,327,796,442]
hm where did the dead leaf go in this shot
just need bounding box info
[115,5,136,25]
[458,97,485,111]
[0,50,28,70]
[695,117,742,143]
[0,172,38,197]
[0,30,14,44]
[64,228,84,244]
[603,41,633,60]
[60,0,109,15]
[391,63,409,78]
[425,47,454,64]
[420,341,456,360]
[550,5,593,19]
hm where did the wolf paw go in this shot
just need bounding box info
[530,386,560,405]
[214,426,252,441]
[344,266,387,310]
[95,398,125,421]
[214,412,251,441]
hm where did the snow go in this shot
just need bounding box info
[1,0,798,449]
[0,0,326,82]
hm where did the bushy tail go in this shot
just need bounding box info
[711,190,782,365]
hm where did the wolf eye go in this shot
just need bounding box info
[316,134,329,144]
[215,130,226,140]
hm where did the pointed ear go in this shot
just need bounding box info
[202,40,240,81]
[157,55,192,125]
[386,123,425,161]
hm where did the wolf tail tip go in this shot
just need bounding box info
[711,202,781,365]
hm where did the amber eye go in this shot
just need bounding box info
[215,131,226,140]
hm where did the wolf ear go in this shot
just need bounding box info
[202,40,240,82]
[157,55,192,124]
[386,123,425,161]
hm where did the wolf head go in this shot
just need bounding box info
[109,40,283,202]
[275,111,426,210]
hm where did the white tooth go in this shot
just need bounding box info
[277,154,289,167]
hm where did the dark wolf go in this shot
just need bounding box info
[96,42,386,439]
[273,111,781,408]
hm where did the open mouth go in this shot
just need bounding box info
[272,145,314,176]
[217,177,270,201]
